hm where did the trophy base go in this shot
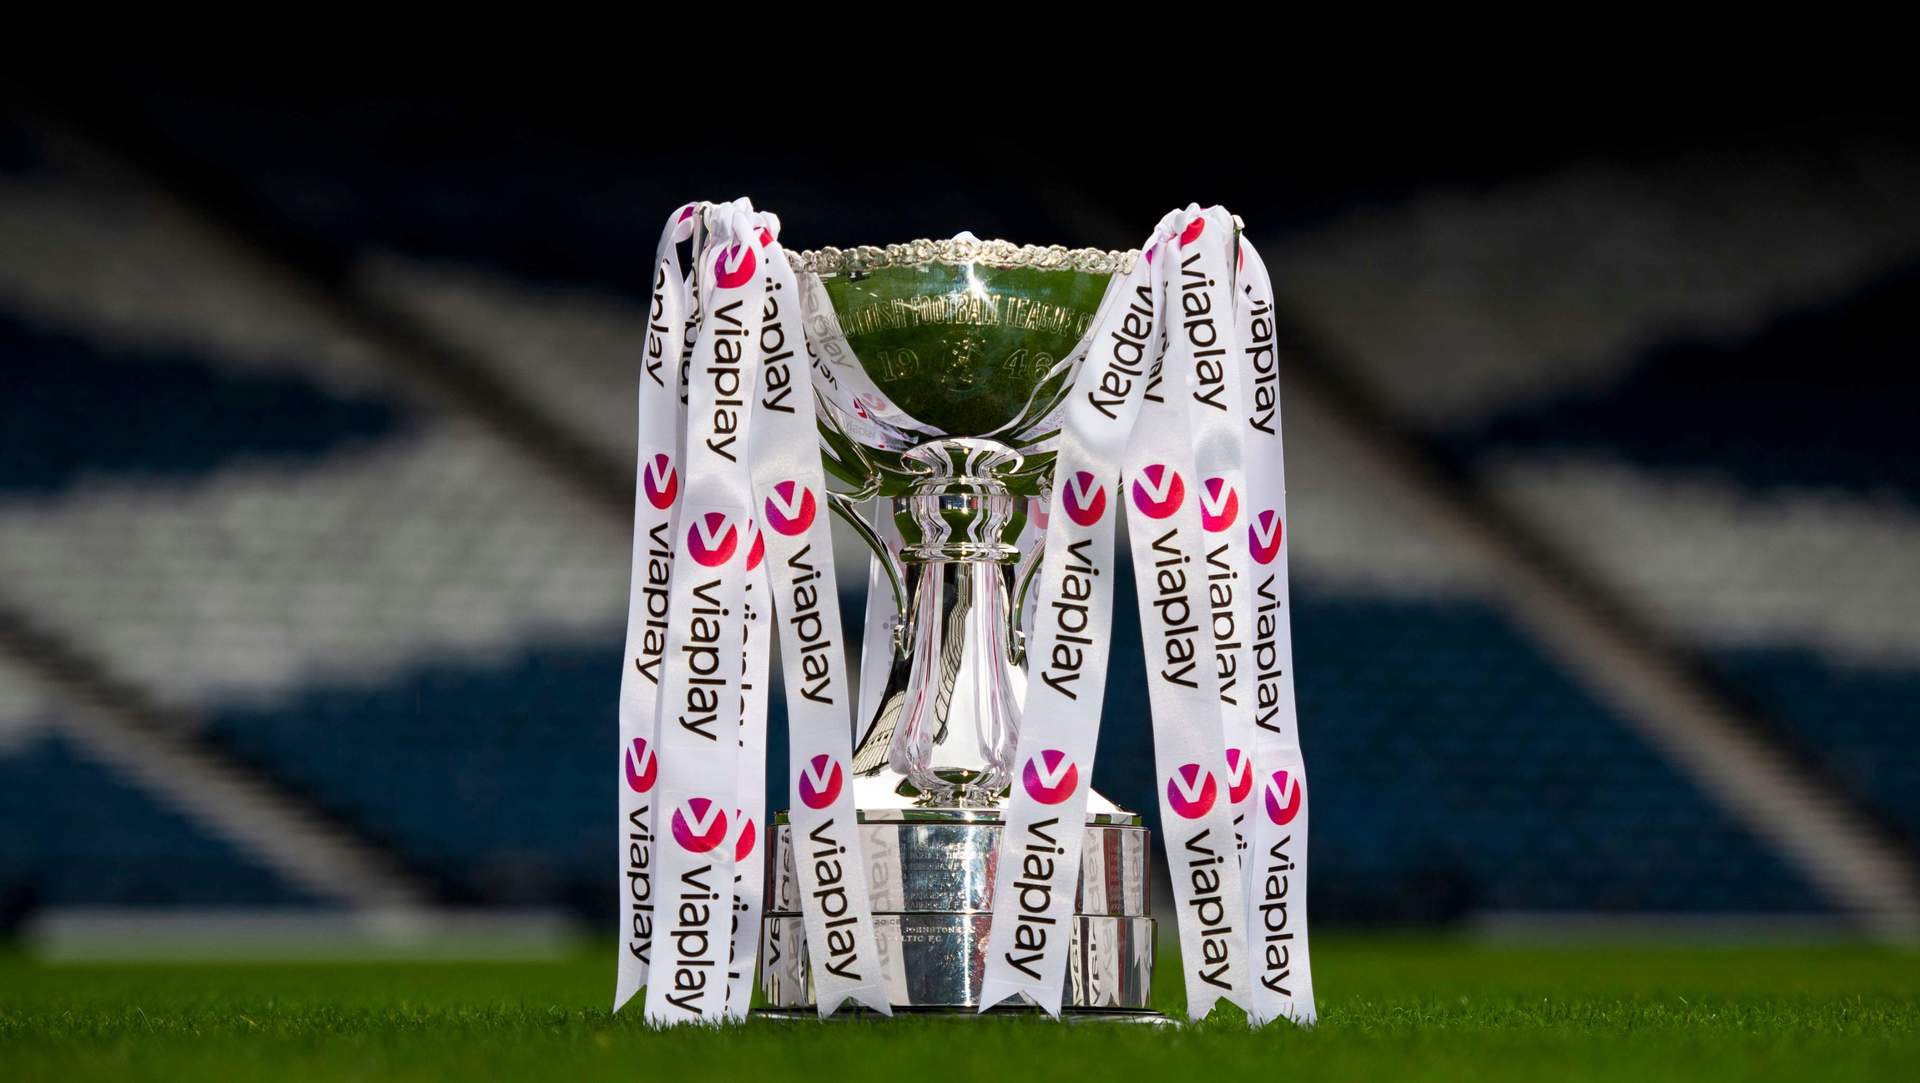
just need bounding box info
[761,806,1155,1013]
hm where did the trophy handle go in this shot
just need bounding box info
[1010,533,1044,668]
[827,488,908,652]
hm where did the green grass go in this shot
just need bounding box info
[2,937,1916,1081]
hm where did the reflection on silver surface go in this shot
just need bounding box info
[770,239,1168,1014]
[770,820,1151,915]
[764,811,1158,1012]
[759,914,1155,1010]
[803,245,1121,809]
[852,440,1029,806]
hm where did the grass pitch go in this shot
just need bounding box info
[2,936,1915,1081]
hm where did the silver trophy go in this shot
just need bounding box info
[758,238,1156,1014]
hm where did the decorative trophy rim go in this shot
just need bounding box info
[786,237,1139,276]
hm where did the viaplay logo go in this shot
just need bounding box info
[745,523,765,572]
[1249,509,1283,565]
[643,454,678,510]
[798,754,844,810]
[1062,471,1107,527]
[1200,477,1239,533]
[713,244,757,290]
[670,797,729,853]
[1264,770,1303,826]
[1167,763,1219,820]
[1180,216,1207,247]
[687,512,739,567]
[764,481,816,536]
[1021,749,1079,805]
[1225,747,1253,803]
[624,737,658,794]
[734,815,757,862]
[1131,464,1185,520]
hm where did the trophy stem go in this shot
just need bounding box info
[885,558,1024,803]
[847,438,1028,806]
[1010,533,1046,668]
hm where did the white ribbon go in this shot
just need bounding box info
[978,228,1171,1015]
[615,203,699,1012]
[725,553,771,1019]
[746,241,893,1016]
[1122,331,1254,1021]
[642,199,769,1024]
[1235,239,1316,1025]
[1174,206,1259,871]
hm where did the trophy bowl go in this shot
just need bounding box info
[759,237,1157,1014]
[801,238,1130,493]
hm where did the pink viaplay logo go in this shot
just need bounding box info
[1200,477,1239,533]
[798,754,844,810]
[1264,770,1303,826]
[1249,509,1283,565]
[687,512,739,567]
[624,737,658,794]
[1131,464,1185,519]
[734,815,757,862]
[745,523,764,571]
[1029,496,1050,532]
[670,798,729,853]
[1021,749,1079,805]
[1062,471,1107,527]
[1179,216,1207,247]
[1166,763,1219,820]
[764,481,817,536]
[1225,747,1253,804]
[713,244,757,290]
[643,454,678,510]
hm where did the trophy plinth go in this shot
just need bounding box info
[760,238,1157,1015]
[760,808,1155,1012]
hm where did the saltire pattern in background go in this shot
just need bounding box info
[5,98,1913,996]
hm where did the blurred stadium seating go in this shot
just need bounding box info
[1,84,1914,936]
[0,728,321,913]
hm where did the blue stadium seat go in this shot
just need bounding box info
[1716,649,1920,848]
[0,316,406,497]
[206,645,620,909]
[1284,592,1831,916]
[0,729,320,909]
